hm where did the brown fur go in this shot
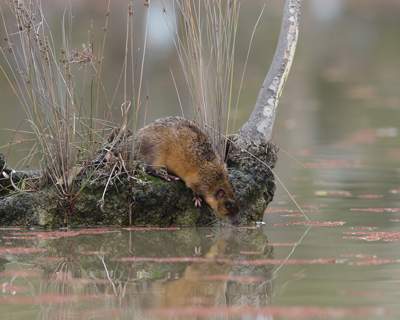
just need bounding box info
[135,117,238,221]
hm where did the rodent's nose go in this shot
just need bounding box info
[225,200,239,225]
[225,200,239,215]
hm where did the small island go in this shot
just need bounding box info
[0,0,301,227]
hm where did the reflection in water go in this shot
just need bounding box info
[0,227,273,319]
[147,229,273,315]
[1,1,400,319]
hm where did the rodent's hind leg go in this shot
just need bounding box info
[144,165,180,182]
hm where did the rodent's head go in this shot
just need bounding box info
[204,179,240,225]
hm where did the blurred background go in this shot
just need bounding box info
[0,2,400,316]
[1,0,399,196]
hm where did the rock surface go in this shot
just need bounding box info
[0,138,278,227]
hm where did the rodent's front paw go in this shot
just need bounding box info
[193,195,202,207]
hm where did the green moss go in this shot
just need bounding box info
[0,140,278,227]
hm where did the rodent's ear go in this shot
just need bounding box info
[216,189,225,199]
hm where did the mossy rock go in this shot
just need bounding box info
[0,138,278,227]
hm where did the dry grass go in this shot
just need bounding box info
[0,0,147,200]
[0,0,263,209]
[0,0,86,196]
[173,0,240,157]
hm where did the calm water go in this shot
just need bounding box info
[1,1,400,319]
[0,139,399,319]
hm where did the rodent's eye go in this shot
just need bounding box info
[216,189,225,199]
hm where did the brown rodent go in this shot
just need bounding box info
[135,116,239,223]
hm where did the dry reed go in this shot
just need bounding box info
[0,0,148,201]
[0,0,87,197]
[173,0,240,157]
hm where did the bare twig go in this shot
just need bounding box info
[239,0,302,145]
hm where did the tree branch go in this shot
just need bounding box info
[239,0,302,145]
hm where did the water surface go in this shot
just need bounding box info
[1,150,400,320]
[1,1,400,319]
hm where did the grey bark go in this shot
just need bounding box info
[239,0,302,145]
